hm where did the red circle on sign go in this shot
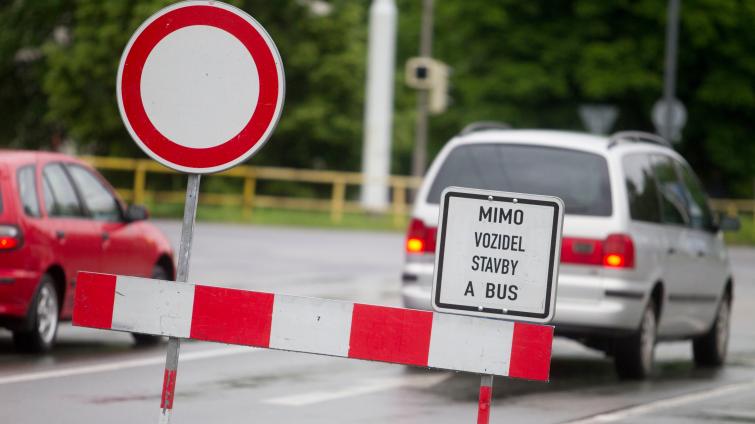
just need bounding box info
[118,3,283,173]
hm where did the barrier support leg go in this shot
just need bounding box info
[331,178,346,223]
[133,161,147,205]
[159,174,201,424]
[477,374,494,424]
[242,172,256,220]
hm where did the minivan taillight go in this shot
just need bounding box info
[602,234,635,268]
[561,233,634,269]
[405,219,437,254]
[0,225,22,251]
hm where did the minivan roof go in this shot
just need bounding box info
[453,129,681,158]
[454,129,612,155]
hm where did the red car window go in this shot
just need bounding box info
[67,165,122,222]
[42,164,84,218]
[17,165,41,218]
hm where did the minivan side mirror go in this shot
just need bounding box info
[718,215,740,232]
[125,204,149,222]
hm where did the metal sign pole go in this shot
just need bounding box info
[662,0,680,141]
[159,174,201,424]
[477,374,494,424]
[411,0,435,185]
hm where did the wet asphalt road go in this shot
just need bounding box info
[1,221,754,423]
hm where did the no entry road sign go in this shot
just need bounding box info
[111,2,287,421]
[432,187,564,324]
[116,1,285,174]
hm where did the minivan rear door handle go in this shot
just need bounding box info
[667,247,676,255]
[55,230,65,240]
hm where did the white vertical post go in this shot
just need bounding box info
[361,0,397,212]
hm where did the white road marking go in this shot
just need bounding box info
[566,379,755,423]
[0,346,258,386]
[264,372,452,406]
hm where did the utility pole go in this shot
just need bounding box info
[360,0,397,212]
[662,0,680,141]
[411,0,434,179]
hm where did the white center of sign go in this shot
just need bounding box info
[140,25,260,149]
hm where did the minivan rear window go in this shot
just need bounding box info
[426,143,612,216]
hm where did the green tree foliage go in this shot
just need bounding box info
[39,0,367,169]
[0,1,754,195]
[424,0,755,195]
[43,1,174,156]
[0,0,73,149]
[237,0,367,170]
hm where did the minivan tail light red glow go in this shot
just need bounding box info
[602,234,635,268]
[0,225,22,251]
[405,219,437,254]
[561,233,634,269]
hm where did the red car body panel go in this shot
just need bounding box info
[0,150,174,325]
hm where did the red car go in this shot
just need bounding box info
[0,150,175,352]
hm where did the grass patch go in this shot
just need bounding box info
[146,202,755,244]
[147,202,404,232]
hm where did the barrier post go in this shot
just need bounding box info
[477,374,494,424]
[331,177,346,223]
[727,202,738,219]
[159,174,201,424]
[242,170,257,220]
[134,160,148,205]
[392,178,407,228]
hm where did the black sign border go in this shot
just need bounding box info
[433,190,561,320]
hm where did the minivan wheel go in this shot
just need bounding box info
[13,275,60,353]
[693,293,730,367]
[614,299,657,380]
[131,265,170,347]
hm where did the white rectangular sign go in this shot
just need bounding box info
[431,187,564,323]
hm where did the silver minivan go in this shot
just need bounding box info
[401,127,738,379]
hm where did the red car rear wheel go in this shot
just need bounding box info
[13,274,59,353]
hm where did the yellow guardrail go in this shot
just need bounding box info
[82,156,752,229]
[709,199,755,215]
[710,198,755,229]
[82,156,422,227]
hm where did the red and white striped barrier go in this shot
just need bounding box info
[73,272,553,381]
